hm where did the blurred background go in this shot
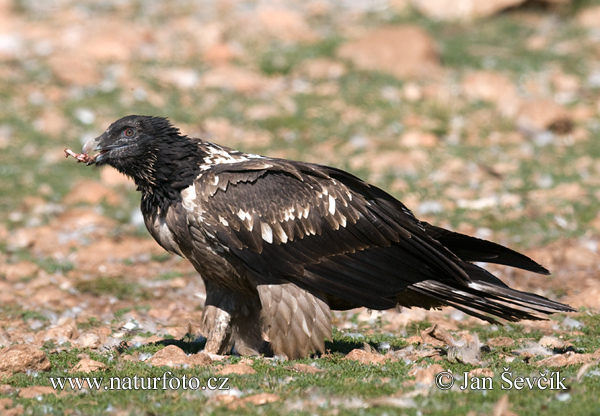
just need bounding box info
[2,0,600,241]
[0,0,599,407]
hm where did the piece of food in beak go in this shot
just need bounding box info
[64,136,102,165]
[64,148,92,164]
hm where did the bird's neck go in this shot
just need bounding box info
[135,136,205,213]
[139,180,178,215]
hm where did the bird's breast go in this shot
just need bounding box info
[143,207,185,257]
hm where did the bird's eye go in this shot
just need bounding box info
[123,127,135,137]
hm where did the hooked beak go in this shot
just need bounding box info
[82,135,100,154]
[81,134,107,165]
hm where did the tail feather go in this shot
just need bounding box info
[466,281,574,313]
[423,223,550,275]
[406,279,574,324]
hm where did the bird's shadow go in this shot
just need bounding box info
[323,339,367,356]
[152,334,207,355]
[142,335,365,359]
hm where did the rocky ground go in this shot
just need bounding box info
[1,0,600,414]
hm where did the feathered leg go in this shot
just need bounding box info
[201,283,234,354]
[257,283,332,360]
[231,299,272,356]
[200,280,270,356]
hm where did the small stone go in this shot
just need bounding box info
[469,368,494,378]
[149,345,189,368]
[241,392,279,406]
[188,352,212,366]
[70,358,107,373]
[538,336,568,349]
[487,337,515,348]
[420,325,455,346]
[345,349,387,365]
[291,363,324,373]
[76,333,102,349]
[217,362,256,375]
[18,386,56,399]
[409,363,444,384]
[34,317,79,345]
[535,351,592,367]
[405,335,423,345]
[0,344,51,377]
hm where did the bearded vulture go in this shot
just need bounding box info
[67,115,574,359]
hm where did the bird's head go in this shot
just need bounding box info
[82,115,180,167]
[81,115,186,188]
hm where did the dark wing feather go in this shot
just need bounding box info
[187,158,573,320]
[194,160,471,304]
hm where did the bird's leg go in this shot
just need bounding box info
[201,282,235,354]
[200,281,269,356]
[202,305,234,355]
[230,298,272,357]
